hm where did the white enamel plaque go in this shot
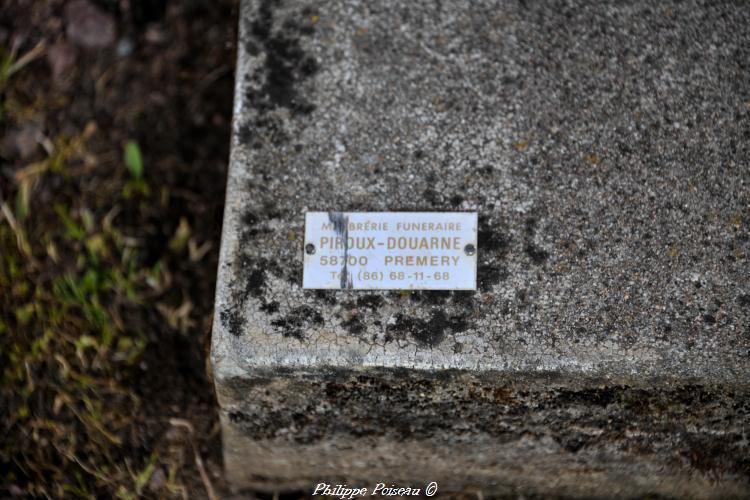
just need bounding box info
[303,212,477,290]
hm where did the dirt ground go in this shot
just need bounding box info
[0,1,256,497]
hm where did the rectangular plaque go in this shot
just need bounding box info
[303,212,477,290]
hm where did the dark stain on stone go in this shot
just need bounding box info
[238,122,255,146]
[452,290,475,307]
[260,300,279,313]
[479,164,494,176]
[315,290,338,304]
[476,219,511,292]
[356,295,383,309]
[341,316,365,335]
[244,225,273,240]
[286,266,302,287]
[240,253,279,280]
[478,219,510,254]
[525,243,549,265]
[239,205,278,245]
[245,0,318,117]
[337,297,381,336]
[245,268,267,297]
[410,290,451,305]
[226,367,750,476]
[242,210,259,227]
[524,216,538,234]
[220,309,245,337]
[387,310,469,347]
[224,196,286,335]
[271,305,324,340]
[478,263,509,292]
[324,381,344,399]
[224,253,284,337]
[682,433,750,477]
[550,387,619,408]
[559,435,593,454]
[737,294,750,307]
[388,314,440,346]
[703,314,716,325]
[260,115,291,145]
[245,39,261,56]
[228,410,251,423]
[423,187,440,206]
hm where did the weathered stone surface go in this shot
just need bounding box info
[218,370,750,497]
[213,0,750,495]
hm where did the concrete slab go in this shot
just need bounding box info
[213,0,750,495]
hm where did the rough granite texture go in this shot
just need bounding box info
[212,0,750,496]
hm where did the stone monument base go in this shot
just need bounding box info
[217,368,750,497]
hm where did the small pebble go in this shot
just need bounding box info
[65,0,116,49]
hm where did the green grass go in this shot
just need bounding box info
[1,153,151,497]
[0,44,162,498]
[0,3,235,495]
